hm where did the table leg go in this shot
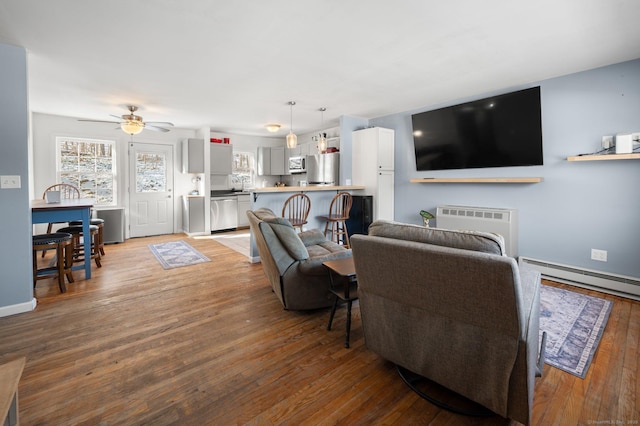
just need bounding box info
[81,208,92,278]
[345,299,352,348]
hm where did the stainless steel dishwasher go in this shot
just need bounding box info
[210,192,238,231]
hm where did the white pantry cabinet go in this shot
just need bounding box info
[352,127,395,221]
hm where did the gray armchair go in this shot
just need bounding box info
[350,220,544,425]
[247,207,352,310]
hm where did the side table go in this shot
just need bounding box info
[323,257,358,348]
[0,357,25,426]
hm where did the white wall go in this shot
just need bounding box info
[32,113,197,237]
[0,43,33,316]
[370,58,640,279]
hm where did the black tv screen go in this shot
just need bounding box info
[412,87,543,171]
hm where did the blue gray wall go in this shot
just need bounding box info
[369,59,640,278]
[0,43,33,315]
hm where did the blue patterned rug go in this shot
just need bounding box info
[148,240,211,269]
[539,284,612,378]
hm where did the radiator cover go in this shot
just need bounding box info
[436,205,518,257]
[95,207,125,244]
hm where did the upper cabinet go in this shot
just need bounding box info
[271,147,287,175]
[182,138,204,173]
[210,143,233,175]
[287,142,312,159]
[257,147,271,176]
[352,127,395,171]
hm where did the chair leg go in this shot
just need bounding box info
[56,244,67,293]
[32,249,38,288]
[64,240,74,284]
[93,232,102,268]
[339,221,350,248]
[41,223,54,258]
[97,224,105,256]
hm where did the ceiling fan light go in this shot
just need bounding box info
[266,124,281,132]
[286,132,297,149]
[121,120,144,135]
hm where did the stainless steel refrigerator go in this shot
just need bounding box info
[305,153,339,185]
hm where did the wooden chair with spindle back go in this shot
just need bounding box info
[41,183,81,257]
[321,192,353,248]
[281,193,311,232]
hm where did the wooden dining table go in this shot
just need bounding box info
[31,198,95,279]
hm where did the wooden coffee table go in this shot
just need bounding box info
[323,257,358,348]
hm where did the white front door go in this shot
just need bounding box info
[129,142,174,237]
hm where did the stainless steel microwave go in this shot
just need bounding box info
[288,156,306,174]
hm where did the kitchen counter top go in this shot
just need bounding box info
[251,185,365,193]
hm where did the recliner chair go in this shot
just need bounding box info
[350,220,545,425]
[247,207,353,310]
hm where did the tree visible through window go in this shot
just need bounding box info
[231,151,255,189]
[56,137,116,205]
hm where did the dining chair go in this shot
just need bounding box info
[41,183,81,257]
[281,193,311,232]
[321,192,353,248]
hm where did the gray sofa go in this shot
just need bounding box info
[350,220,544,425]
[247,207,352,310]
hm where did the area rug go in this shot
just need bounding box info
[148,240,211,269]
[539,284,612,378]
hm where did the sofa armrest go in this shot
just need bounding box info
[298,249,353,276]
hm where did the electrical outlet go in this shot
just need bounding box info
[0,175,21,189]
[591,248,608,262]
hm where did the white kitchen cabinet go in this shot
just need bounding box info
[352,127,395,221]
[257,147,271,176]
[182,138,204,173]
[270,146,286,175]
[210,143,233,175]
[182,196,205,234]
[300,142,312,157]
[236,194,251,228]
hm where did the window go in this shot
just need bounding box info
[56,137,116,205]
[231,151,255,189]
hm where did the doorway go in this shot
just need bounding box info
[128,142,174,237]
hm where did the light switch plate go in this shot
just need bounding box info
[0,175,21,189]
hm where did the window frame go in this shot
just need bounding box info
[231,151,255,189]
[55,136,117,206]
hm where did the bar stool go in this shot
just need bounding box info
[32,232,74,293]
[56,224,102,269]
[281,193,311,232]
[321,192,353,248]
[69,217,105,256]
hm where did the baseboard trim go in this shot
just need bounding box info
[0,298,37,318]
[519,256,640,301]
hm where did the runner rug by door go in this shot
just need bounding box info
[539,284,612,378]
[148,240,211,269]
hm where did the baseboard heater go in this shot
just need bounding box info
[436,205,518,257]
[519,256,640,301]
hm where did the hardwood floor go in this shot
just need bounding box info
[0,234,638,425]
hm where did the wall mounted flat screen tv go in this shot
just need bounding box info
[412,86,543,171]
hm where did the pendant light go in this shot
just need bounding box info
[286,101,297,149]
[318,107,327,153]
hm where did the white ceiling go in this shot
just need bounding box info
[1,0,639,138]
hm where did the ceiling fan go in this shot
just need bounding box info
[79,105,174,135]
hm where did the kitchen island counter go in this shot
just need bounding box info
[247,185,366,262]
[251,185,364,193]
